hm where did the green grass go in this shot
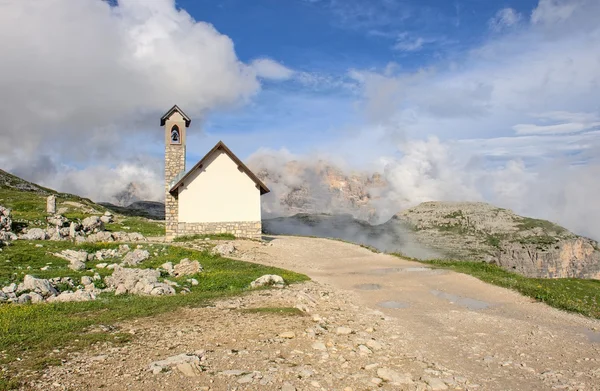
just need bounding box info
[240,306,306,316]
[0,241,309,386]
[172,233,236,242]
[105,218,165,237]
[413,259,600,319]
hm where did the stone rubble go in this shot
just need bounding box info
[104,266,175,296]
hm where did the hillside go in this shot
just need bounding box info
[0,169,164,236]
[264,202,600,279]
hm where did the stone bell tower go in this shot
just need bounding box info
[160,105,191,238]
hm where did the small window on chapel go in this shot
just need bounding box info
[171,125,180,144]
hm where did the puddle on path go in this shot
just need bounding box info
[582,329,600,343]
[354,283,382,290]
[430,290,491,310]
[378,300,410,309]
[365,267,446,276]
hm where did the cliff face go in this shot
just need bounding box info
[392,201,600,279]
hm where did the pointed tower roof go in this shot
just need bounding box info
[160,105,191,127]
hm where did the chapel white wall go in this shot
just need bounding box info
[178,150,261,223]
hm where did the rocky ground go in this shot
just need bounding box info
[26,281,471,391]
[25,236,600,391]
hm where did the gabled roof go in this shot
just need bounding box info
[160,105,191,127]
[169,141,270,195]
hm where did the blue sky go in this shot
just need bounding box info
[1,0,599,239]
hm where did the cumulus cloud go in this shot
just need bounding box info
[251,58,295,80]
[0,0,291,202]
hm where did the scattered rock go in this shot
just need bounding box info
[20,228,48,241]
[18,275,58,297]
[211,242,236,256]
[279,331,296,339]
[250,274,285,289]
[336,326,353,335]
[173,258,203,276]
[122,249,150,266]
[54,249,89,271]
[47,290,96,303]
[422,377,448,390]
[377,368,413,385]
[81,216,104,233]
[105,266,175,296]
[148,352,203,375]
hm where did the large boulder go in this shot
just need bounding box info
[18,275,58,298]
[46,290,96,303]
[173,258,203,277]
[20,228,49,240]
[81,216,104,233]
[250,274,285,289]
[100,211,114,224]
[105,266,175,296]
[122,249,150,266]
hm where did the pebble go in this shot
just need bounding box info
[279,331,296,339]
[336,327,353,335]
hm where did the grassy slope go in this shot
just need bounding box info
[410,258,600,319]
[0,240,309,386]
[0,171,164,237]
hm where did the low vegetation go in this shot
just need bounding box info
[414,258,600,319]
[0,241,309,388]
[172,233,235,242]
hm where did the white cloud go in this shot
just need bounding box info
[513,122,600,135]
[512,111,600,135]
[489,8,522,31]
[0,0,275,158]
[251,58,295,80]
[392,33,436,52]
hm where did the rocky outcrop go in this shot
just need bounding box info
[391,202,600,279]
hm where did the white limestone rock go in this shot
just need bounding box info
[250,274,285,289]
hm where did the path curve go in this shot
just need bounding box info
[236,235,600,391]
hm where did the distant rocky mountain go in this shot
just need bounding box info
[264,202,600,279]
[390,202,600,279]
[253,160,387,222]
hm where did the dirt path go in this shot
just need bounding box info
[30,236,600,391]
[234,236,600,391]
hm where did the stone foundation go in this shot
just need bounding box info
[176,221,262,240]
